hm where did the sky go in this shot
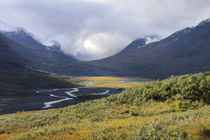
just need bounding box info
[0,0,210,60]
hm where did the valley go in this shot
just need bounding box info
[0,75,148,114]
[0,13,210,140]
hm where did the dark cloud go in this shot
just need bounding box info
[0,0,210,60]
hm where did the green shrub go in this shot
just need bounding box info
[113,73,210,106]
[176,101,191,111]
[135,120,189,140]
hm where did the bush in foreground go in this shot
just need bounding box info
[113,73,210,106]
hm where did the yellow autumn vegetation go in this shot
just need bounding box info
[0,73,209,140]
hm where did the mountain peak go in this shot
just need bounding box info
[145,35,161,45]
[125,35,160,50]
[0,21,17,32]
[197,18,210,26]
[0,22,43,44]
[0,22,62,52]
[47,40,61,52]
[117,35,161,55]
[124,38,146,50]
[13,27,41,43]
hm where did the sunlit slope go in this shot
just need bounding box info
[79,76,151,88]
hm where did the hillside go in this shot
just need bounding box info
[0,30,105,76]
[0,33,82,98]
[0,65,80,96]
[0,73,209,140]
[91,18,210,79]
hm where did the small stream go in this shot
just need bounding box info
[0,87,123,114]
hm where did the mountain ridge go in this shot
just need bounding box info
[0,29,105,76]
[90,18,210,79]
[1,18,210,79]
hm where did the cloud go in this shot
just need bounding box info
[76,32,131,60]
[0,0,210,60]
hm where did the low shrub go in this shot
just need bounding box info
[113,73,210,106]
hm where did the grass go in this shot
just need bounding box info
[79,76,151,88]
[0,102,209,140]
[79,76,150,81]
[0,65,81,97]
[0,73,209,140]
[89,82,141,88]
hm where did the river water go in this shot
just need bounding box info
[0,87,123,114]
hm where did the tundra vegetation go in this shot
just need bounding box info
[79,76,151,88]
[0,72,209,140]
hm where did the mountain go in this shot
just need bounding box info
[90,18,210,79]
[1,18,210,79]
[0,28,108,96]
[1,27,62,52]
[0,33,26,65]
[0,26,105,76]
[113,35,160,55]
[0,33,80,96]
[47,40,62,52]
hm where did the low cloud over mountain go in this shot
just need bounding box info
[0,0,210,60]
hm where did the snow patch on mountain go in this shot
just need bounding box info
[0,21,61,51]
[0,21,45,44]
[145,36,160,45]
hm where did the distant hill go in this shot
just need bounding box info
[90,18,210,79]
